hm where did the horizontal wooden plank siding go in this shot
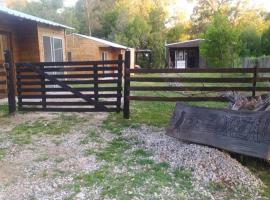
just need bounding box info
[0,68,7,98]
[16,58,124,112]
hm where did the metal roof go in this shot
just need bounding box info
[0,6,73,29]
[72,33,129,49]
[166,39,205,48]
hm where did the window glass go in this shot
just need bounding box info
[43,36,53,62]
[101,51,108,61]
[53,38,63,50]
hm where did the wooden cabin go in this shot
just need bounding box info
[0,6,72,98]
[166,39,207,69]
[66,33,135,69]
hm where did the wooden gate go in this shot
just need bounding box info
[15,55,124,112]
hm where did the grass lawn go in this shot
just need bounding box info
[103,72,270,198]
[0,71,269,199]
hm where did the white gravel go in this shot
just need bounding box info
[122,125,264,199]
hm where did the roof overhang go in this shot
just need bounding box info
[0,6,74,29]
[70,33,129,49]
[166,39,205,48]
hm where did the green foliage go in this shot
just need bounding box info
[261,26,270,56]
[166,23,186,43]
[10,114,85,145]
[239,26,261,57]
[201,12,240,67]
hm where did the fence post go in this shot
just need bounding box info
[252,60,258,97]
[4,50,16,114]
[117,54,123,113]
[93,64,99,109]
[123,51,130,119]
[40,64,46,110]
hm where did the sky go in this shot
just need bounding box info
[64,0,270,13]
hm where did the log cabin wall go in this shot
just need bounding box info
[66,34,125,75]
[66,34,122,61]
[0,13,67,98]
[37,24,66,62]
[0,13,41,98]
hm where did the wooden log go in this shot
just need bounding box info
[167,103,270,160]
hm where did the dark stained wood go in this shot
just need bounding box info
[129,68,258,74]
[18,79,118,86]
[20,101,118,106]
[4,51,16,114]
[130,86,260,92]
[19,107,118,112]
[124,51,131,119]
[18,87,118,92]
[117,54,123,113]
[129,77,254,83]
[17,73,119,79]
[16,56,123,113]
[16,60,122,67]
[167,103,270,160]
[129,96,228,102]
[17,66,119,73]
[252,64,258,97]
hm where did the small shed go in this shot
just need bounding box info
[66,33,135,68]
[166,39,206,69]
[0,6,72,98]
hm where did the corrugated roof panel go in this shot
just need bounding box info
[73,33,129,49]
[166,39,205,48]
[0,6,73,29]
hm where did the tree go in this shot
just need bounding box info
[75,0,116,36]
[10,0,79,31]
[239,26,261,57]
[261,27,270,56]
[190,0,249,36]
[166,23,186,43]
[200,12,240,67]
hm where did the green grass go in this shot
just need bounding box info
[10,114,85,145]
[0,104,9,116]
[0,148,6,160]
[102,73,270,198]
[78,133,197,199]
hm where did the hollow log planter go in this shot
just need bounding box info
[167,103,270,160]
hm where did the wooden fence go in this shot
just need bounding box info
[15,55,124,113]
[123,65,270,119]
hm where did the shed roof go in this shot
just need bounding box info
[72,33,129,49]
[166,39,205,48]
[0,6,73,29]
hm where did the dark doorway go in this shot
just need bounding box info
[187,49,196,68]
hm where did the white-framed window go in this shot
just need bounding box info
[43,36,64,88]
[43,36,64,62]
[101,51,108,61]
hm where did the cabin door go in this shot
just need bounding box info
[0,32,11,97]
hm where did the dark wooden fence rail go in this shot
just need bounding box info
[4,51,16,114]
[123,66,270,119]
[16,56,123,113]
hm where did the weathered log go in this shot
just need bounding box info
[167,103,270,160]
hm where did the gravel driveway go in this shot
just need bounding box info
[0,103,265,200]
